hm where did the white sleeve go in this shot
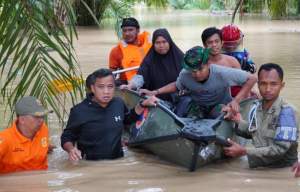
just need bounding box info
[129,75,144,89]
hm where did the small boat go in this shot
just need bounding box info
[116,89,254,171]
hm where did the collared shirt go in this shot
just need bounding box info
[236,97,299,168]
[0,121,49,174]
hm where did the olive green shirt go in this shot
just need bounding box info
[236,97,299,168]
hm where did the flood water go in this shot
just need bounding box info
[1,10,300,192]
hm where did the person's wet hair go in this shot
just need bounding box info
[121,17,140,29]
[258,63,284,81]
[90,68,115,85]
[201,27,222,46]
[85,73,94,92]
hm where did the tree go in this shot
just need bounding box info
[231,0,244,23]
[0,0,84,122]
[267,0,288,19]
[74,0,168,26]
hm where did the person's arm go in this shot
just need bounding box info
[245,106,299,168]
[134,96,159,114]
[222,108,252,138]
[109,46,122,70]
[124,96,159,124]
[47,143,56,154]
[224,138,293,167]
[235,120,253,139]
[227,73,257,113]
[247,141,293,168]
[62,142,82,161]
[61,108,82,161]
[120,75,144,90]
[234,73,257,102]
[139,82,177,96]
[225,108,298,168]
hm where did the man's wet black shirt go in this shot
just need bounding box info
[61,94,139,160]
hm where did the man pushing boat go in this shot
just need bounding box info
[140,46,257,118]
[224,63,299,169]
[61,69,158,161]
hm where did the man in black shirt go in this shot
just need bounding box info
[61,68,158,161]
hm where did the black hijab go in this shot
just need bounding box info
[138,28,183,101]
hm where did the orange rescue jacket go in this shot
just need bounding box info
[119,31,152,81]
[0,121,49,174]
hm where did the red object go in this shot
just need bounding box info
[230,86,242,97]
[221,24,242,42]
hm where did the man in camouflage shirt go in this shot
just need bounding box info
[224,63,298,168]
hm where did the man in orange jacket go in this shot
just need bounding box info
[0,96,52,174]
[109,17,152,85]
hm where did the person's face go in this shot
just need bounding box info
[258,69,284,102]
[20,115,44,134]
[91,75,115,107]
[204,33,222,56]
[222,38,242,52]
[122,26,139,44]
[154,36,170,55]
[191,64,210,82]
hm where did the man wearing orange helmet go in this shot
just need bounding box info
[221,24,256,74]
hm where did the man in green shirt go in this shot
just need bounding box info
[224,63,298,168]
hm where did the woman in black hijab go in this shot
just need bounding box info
[122,28,183,102]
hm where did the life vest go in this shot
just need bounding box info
[247,99,298,142]
[224,49,256,74]
[119,31,151,81]
[226,49,256,97]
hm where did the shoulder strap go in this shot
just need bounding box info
[248,100,259,132]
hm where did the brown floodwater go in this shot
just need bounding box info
[1,10,300,192]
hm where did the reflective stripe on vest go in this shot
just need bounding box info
[248,101,259,132]
[119,31,152,81]
[274,106,298,142]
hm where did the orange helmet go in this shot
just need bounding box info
[221,24,242,42]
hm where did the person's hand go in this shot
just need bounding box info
[135,96,159,114]
[120,84,132,90]
[68,147,82,161]
[222,105,242,122]
[226,99,240,115]
[223,138,246,158]
[292,162,300,177]
[229,112,242,123]
[141,96,159,107]
[250,90,260,99]
[222,105,232,119]
[47,144,56,154]
[139,89,157,96]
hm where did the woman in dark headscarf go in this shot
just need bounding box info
[122,28,183,102]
